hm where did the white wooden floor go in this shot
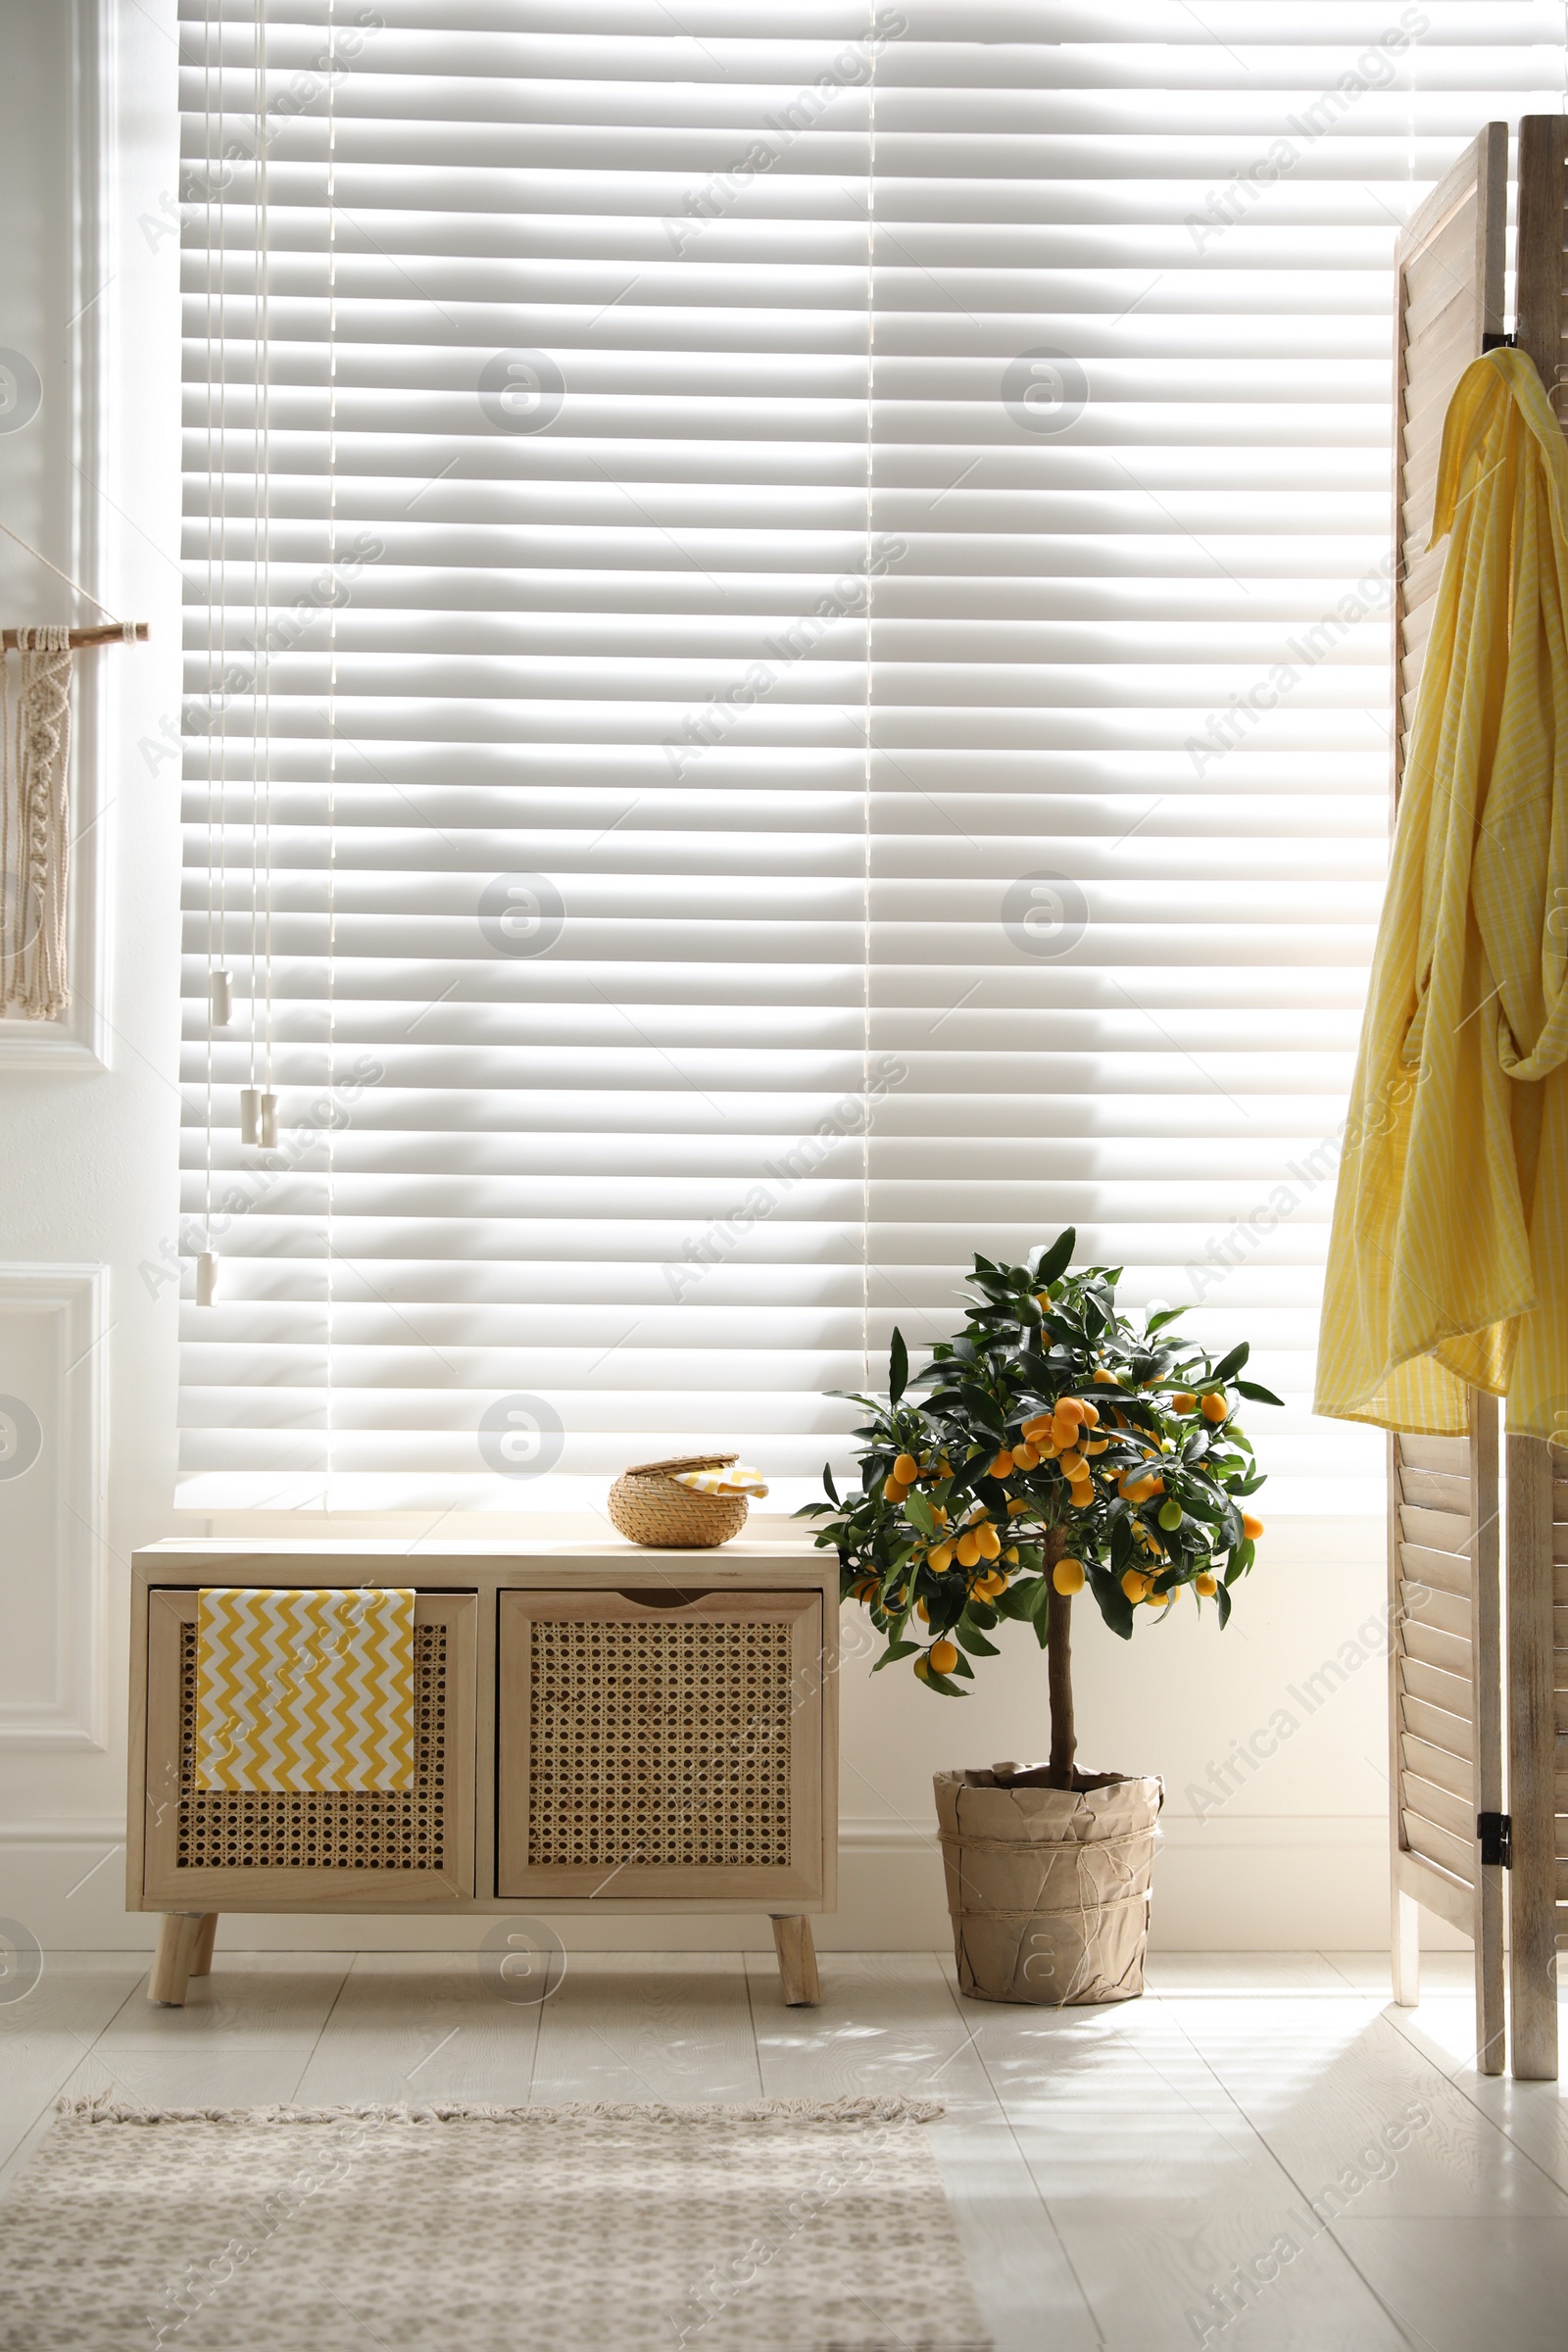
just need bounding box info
[2,1949,1566,2350]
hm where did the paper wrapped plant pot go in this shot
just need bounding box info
[935,1767,1163,2004]
[608,1453,751,1548]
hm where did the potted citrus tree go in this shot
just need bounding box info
[799,1229,1274,2004]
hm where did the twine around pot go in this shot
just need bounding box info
[608,1454,749,1548]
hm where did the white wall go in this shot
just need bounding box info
[0,0,1449,1961]
[0,0,186,1929]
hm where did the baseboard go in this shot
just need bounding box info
[0,1813,1467,1952]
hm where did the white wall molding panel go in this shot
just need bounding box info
[0,1264,109,1747]
[0,0,117,1071]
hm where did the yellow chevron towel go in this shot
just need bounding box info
[1316,348,1568,1440]
[196,1587,416,1792]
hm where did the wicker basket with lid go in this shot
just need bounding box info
[607,1453,750,1548]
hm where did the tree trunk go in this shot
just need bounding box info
[1044,1525,1076,1788]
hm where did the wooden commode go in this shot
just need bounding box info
[127,1535,837,2008]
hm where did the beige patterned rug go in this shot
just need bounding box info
[0,2095,990,2351]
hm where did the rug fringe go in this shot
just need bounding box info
[55,2091,944,2128]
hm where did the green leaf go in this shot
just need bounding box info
[888,1326,908,1404]
[921,1667,968,1697]
[822,1460,840,1505]
[954,1615,1002,1657]
[992,1579,1040,1622]
[872,1641,920,1670]
[1236,1378,1284,1407]
[904,1490,938,1538]
[947,1648,976,1679]
[1145,1305,1189,1334]
[1215,1583,1233,1629]
[1087,1561,1135,1641]
[1033,1228,1076,1286]
[1209,1342,1250,1383]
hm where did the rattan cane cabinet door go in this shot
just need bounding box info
[142,1590,477,1907]
[498,1590,824,1902]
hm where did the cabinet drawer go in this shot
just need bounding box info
[497,1590,824,1903]
[142,1589,476,1908]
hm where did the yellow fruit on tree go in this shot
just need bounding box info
[1054,1557,1085,1594]
[1079,1400,1100,1427]
[1242,1513,1264,1541]
[1200,1392,1228,1423]
[1121,1568,1151,1602]
[975,1522,1002,1560]
[1083,1436,1109,1455]
[988,1449,1014,1479]
[1172,1391,1197,1412]
[894,1452,919,1485]
[1010,1443,1039,1470]
[956,1530,981,1569]
[1057,1447,1084,1477]
[1068,1484,1095,1509]
[1145,1586,1172,1608]
[1004,1544,1019,1564]
[929,1541,956,1574]
[929,1639,958,1675]
[883,1477,907,1505]
[1195,1572,1218,1597]
[1091,1369,1117,1385]
[1006,1496,1031,1515]
[916,1599,930,1622]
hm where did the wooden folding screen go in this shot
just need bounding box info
[1386,123,1508,2075]
[1498,114,1568,2083]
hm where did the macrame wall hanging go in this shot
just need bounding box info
[0,516,146,1020]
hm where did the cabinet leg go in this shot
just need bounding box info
[149,1913,206,2007]
[189,1913,219,1979]
[770,1915,821,2007]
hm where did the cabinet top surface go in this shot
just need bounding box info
[132,1527,828,1583]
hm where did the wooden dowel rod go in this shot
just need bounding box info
[1,622,149,649]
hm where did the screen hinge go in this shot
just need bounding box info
[1481,331,1516,353]
[1477,1811,1511,1868]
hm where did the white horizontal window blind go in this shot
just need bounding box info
[176,2,1563,1513]
[176,0,882,1507]
[863,2,1559,1522]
